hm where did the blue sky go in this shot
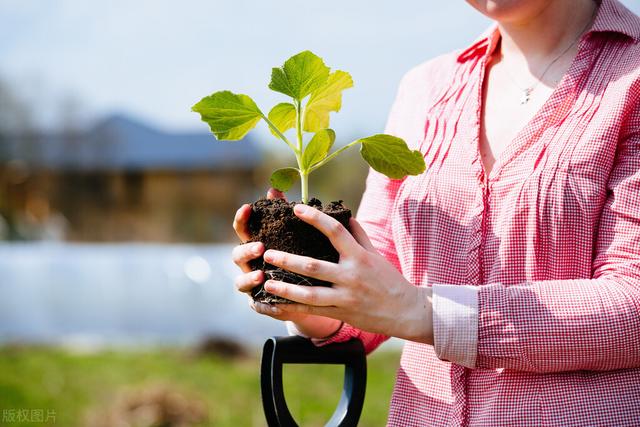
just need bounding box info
[1,0,639,142]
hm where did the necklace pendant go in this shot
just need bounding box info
[520,88,533,105]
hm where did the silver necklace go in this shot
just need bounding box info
[502,7,596,105]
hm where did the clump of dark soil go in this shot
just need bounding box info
[247,198,351,304]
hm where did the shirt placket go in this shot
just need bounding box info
[450,36,499,427]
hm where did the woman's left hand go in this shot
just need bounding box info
[263,203,434,345]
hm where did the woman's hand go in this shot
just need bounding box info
[231,189,343,338]
[262,203,434,345]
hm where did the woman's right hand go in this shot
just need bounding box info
[231,188,343,338]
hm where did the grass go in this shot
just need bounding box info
[0,344,401,427]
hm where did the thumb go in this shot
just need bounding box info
[349,218,376,252]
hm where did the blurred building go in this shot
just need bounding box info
[0,115,262,242]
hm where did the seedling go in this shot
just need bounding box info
[192,50,425,203]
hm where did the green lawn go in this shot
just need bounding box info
[0,344,401,426]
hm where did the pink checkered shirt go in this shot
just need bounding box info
[287,0,640,425]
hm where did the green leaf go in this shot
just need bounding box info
[270,167,300,192]
[303,70,353,132]
[192,91,263,140]
[359,134,426,179]
[302,129,335,170]
[267,103,296,137]
[268,51,330,100]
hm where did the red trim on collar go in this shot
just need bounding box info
[456,25,499,63]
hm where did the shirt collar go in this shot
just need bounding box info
[589,0,640,42]
[456,24,500,63]
[456,0,640,63]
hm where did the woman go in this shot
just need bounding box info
[233,0,640,424]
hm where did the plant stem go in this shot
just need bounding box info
[308,139,361,173]
[262,114,298,153]
[295,100,308,203]
[300,171,309,204]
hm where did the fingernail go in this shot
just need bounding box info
[294,204,308,214]
[270,306,281,314]
[263,250,274,262]
[253,270,262,281]
[252,243,262,255]
[265,280,279,292]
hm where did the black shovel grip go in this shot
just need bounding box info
[260,335,367,427]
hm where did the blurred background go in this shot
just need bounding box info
[1,1,638,426]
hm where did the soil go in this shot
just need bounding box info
[247,197,352,304]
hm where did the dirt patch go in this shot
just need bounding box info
[85,384,207,427]
[191,336,249,360]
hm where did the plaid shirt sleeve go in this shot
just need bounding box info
[471,106,640,373]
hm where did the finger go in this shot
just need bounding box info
[292,204,357,255]
[235,270,264,293]
[267,188,286,200]
[348,218,376,252]
[249,296,290,318]
[233,204,253,242]
[231,242,264,273]
[247,294,268,313]
[254,300,285,316]
[263,249,340,283]
[264,280,340,306]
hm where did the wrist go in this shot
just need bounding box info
[292,316,342,339]
[402,285,434,345]
[319,319,344,339]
